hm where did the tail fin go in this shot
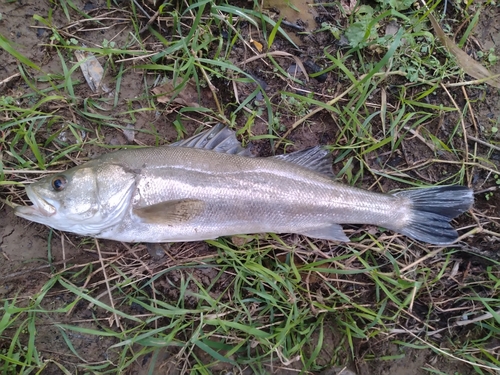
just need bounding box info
[392,186,473,245]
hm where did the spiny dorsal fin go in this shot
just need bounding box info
[133,199,205,225]
[272,146,334,177]
[169,124,253,157]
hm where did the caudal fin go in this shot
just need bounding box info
[392,186,473,245]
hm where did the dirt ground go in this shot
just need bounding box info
[1,1,500,374]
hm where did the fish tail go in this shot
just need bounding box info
[392,186,474,245]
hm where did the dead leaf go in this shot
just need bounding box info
[385,20,400,37]
[151,78,201,107]
[75,46,111,93]
[123,123,135,143]
[231,235,253,247]
[428,13,500,88]
[250,38,264,53]
[340,0,357,15]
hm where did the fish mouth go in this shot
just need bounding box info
[14,185,56,218]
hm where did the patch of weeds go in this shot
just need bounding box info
[274,92,313,131]
[318,21,342,40]
[343,0,416,50]
[489,173,500,199]
[376,0,414,11]
[0,277,73,374]
[344,5,380,49]
[477,47,499,66]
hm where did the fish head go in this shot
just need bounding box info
[15,162,136,236]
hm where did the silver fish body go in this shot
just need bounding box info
[15,125,474,245]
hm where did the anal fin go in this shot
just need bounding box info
[133,199,205,225]
[299,224,349,242]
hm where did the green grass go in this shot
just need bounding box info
[1,0,500,374]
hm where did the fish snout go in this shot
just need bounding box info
[15,185,57,218]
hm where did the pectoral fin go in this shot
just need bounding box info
[133,199,205,225]
[299,224,349,242]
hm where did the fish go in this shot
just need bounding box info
[14,124,474,245]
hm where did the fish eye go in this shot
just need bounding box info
[51,175,67,191]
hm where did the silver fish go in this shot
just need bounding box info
[14,125,473,245]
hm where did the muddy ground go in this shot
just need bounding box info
[1,0,500,374]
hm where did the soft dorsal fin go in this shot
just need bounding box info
[133,199,205,224]
[169,124,253,157]
[272,146,334,177]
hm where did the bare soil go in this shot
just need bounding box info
[1,1,499,374]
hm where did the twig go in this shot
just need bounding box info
[193,49,224,116]
[131,0,152,18]
[390,306,500,336]
[2,169,66,174]
[441,83,469,163]
[0,258,76,281]
[444,78,500,87]
[95,239,121,329]
[467,135,500,152]
[0,73,20,85]
[61,235,67,270]
[140,8,161,34]
[395,326,500,371]
[239,51,309,82]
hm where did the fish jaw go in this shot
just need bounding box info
[14,184,57,221]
